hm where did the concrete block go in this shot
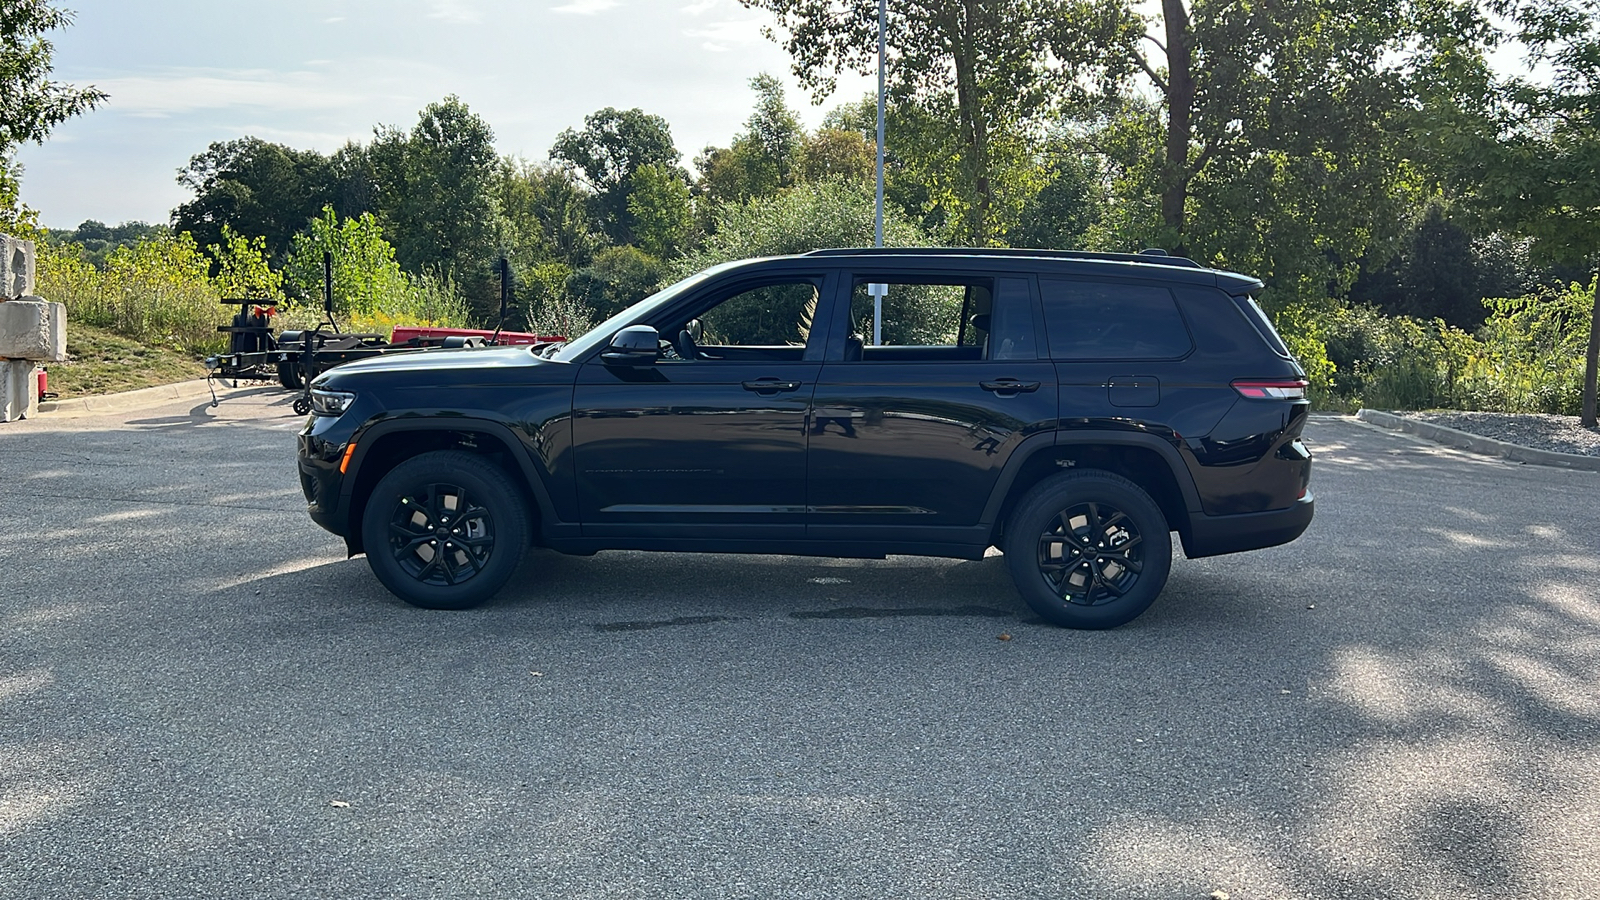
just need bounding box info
[1,235,36,299]
[0,298,67,362]
[1,358,39,422]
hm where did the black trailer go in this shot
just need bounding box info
[206,254,510,415]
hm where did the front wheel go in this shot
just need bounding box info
[360,451,529,610]
[1003,470,1172,629]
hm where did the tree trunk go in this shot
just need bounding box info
[1160,0,1195,254]
[950,0,992,245]
[1584,272,1599,428]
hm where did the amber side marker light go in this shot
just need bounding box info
[340,443,358,474]
[1232,378,1308,400]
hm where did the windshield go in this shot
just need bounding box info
[550,263,739,362]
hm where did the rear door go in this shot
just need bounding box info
[806,272,1056,545]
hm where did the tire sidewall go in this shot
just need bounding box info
[1004,471,1172,629]
[360,450,528,610]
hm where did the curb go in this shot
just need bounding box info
[36,378,248,417]
[1355,409,1600,472]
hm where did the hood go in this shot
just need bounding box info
[313,345,569,389]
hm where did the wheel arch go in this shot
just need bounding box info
[341,418,554,555]
[984,431,1201,546]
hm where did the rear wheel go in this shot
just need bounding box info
[1003,470,1171,629]
[360,451,529,610]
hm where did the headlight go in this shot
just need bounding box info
[310,388,356,417]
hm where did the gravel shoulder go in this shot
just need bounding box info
[1396,411,1600,458]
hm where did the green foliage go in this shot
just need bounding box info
[1459,281,1594,413]
[566,245,669,321]
[0,0,106,154]
[173,138,350,265]
[696,74,806,209]
[796,127,875,185]
[284,207,409,317]
[1006,146,1101,250]
[551,107,681,245]
[1278,282,1594,414]
[38,232,225,353]
[497,158,600,269]
[208,226,281,301]
[626,163,694,259]
[521,261,593,338]
[1459,0,1600,422]
[369,96,507,317]
[680,178,925,271]
[679,179,950,344]
[42,219,167,267]
[745,0,1114,244]
[1,157,39,238]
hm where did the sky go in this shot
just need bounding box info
[13,0,877,230]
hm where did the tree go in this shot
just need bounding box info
[550,107,681,245]
[1006,144,1101,250]
[697,74,806,209]
[676,178,949,343]
[627,163,694,259]
[209,226,282,301]
[173,138,342,264]
[1466,0,1600,425]
[1068,0,1493,300]
[368,96,507,317]
[744,0,1118,245]
[565,245,669,321]
[1,0,106,230]
[283,206,409,317]
[497,158,601,270]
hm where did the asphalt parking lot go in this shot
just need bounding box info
[2,389,1597,899]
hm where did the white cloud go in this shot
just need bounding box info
[428,0,483,23]
[680,0,721,14]
[551,0,619,13]
[683,18,764,52]
[95,70,362,117]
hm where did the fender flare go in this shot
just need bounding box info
[341,416,559,527]
[979,430,1203,527]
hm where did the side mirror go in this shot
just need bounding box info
[600,325,660,365]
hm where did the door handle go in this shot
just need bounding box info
[742,378,803,393]
[980,379,1041,395]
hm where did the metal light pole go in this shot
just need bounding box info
[873,0,887,345]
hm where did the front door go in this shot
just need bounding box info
[572,277,832,540]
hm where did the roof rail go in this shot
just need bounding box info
[801,246,1205,269]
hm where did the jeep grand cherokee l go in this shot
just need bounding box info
[298,248,1313,628]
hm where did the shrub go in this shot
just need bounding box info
[39,233,226,354]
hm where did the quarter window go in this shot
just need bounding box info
[1039,279,1192,360]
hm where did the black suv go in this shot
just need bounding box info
[297,248,1313,628]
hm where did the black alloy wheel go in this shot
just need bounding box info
[1004,470,1171,629]
[386,481,496,587]
[1037,500,1145,606]
[360,451,528,609]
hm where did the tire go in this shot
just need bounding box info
[1003,470,1172,629]
[360,451,529,610]
[277,361,304,390]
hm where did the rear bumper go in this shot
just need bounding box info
[1180,492,1314,559]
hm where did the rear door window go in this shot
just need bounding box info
[1039,279,1192,360]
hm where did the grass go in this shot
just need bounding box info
[41,321,210,400]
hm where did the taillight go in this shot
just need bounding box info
[1232,378,1308,400]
